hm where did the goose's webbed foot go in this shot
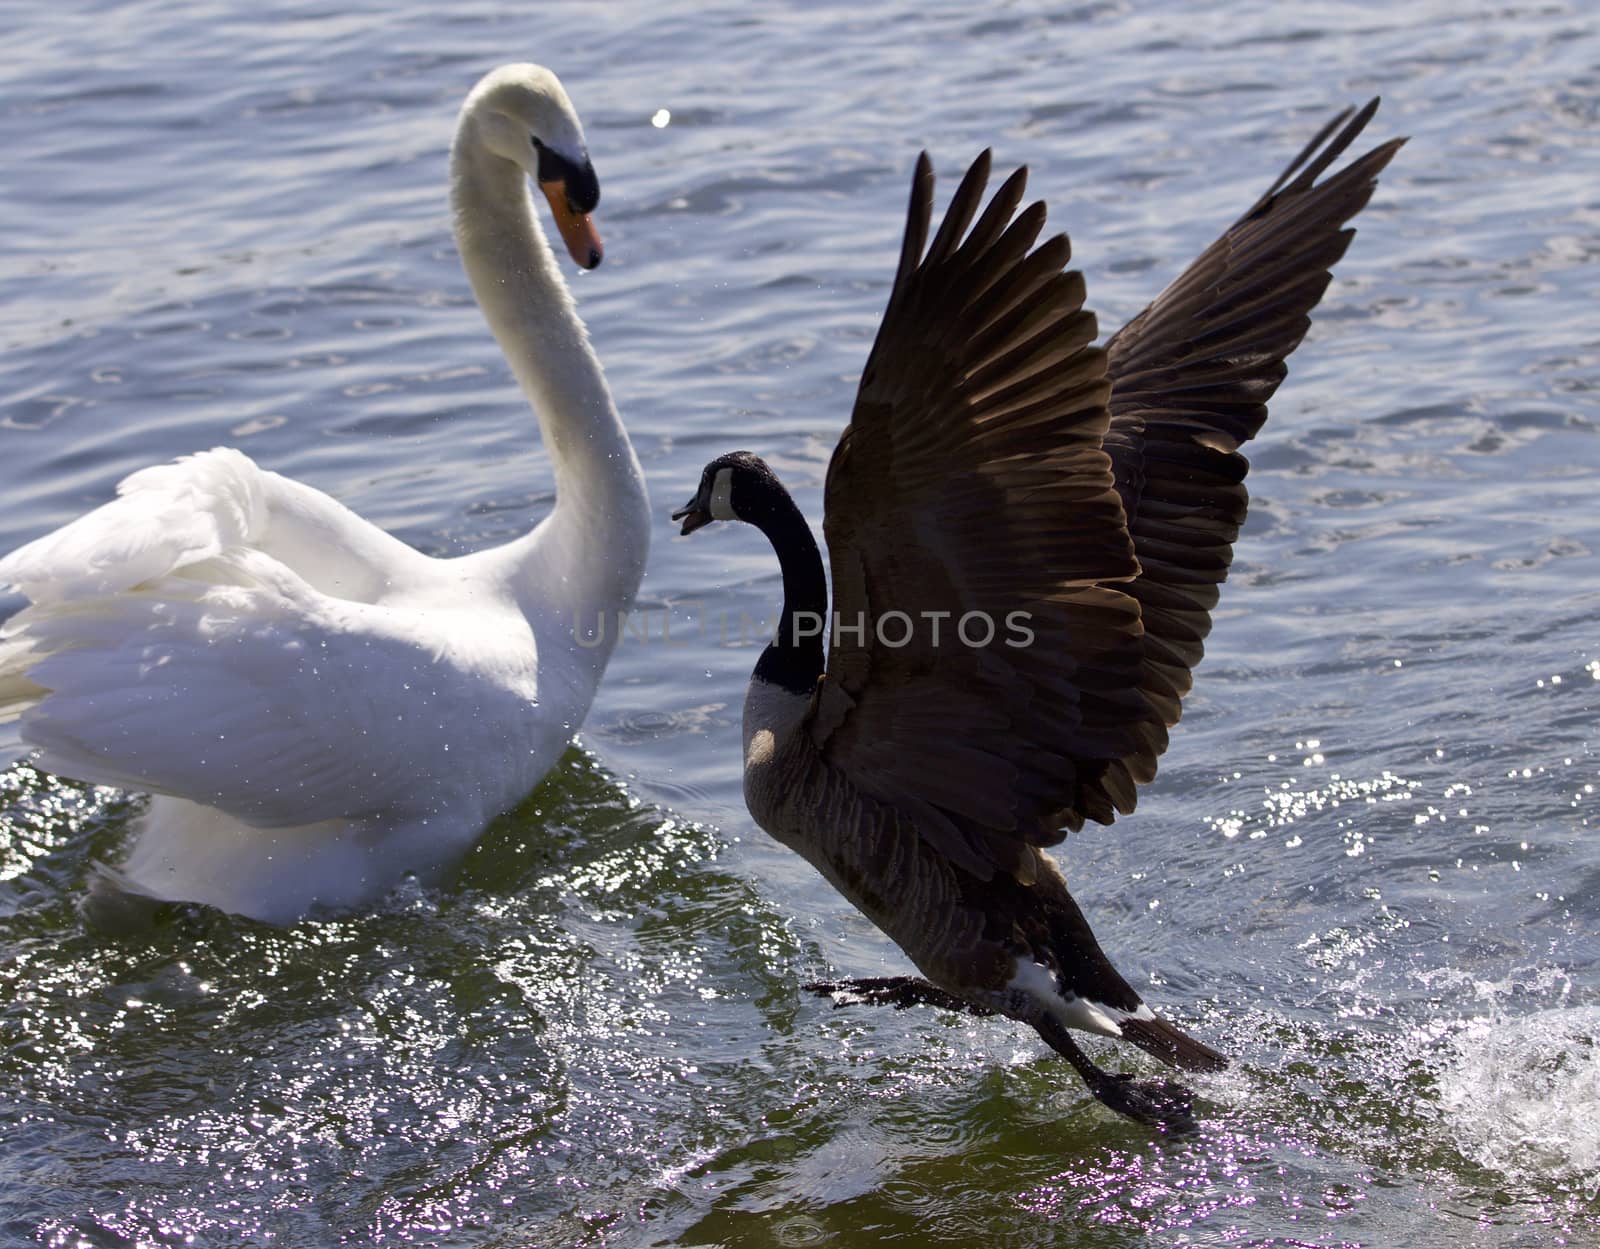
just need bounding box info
[803,975,996,1016]
[1083,1069,1198,1134]
[1036,1015,1200,1134]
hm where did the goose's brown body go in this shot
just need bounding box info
[678,102,1403,1128]
[742,604,1229,1076]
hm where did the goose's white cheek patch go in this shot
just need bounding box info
[709,467,738,521]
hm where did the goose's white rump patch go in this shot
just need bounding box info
[1007,959,1156,1039]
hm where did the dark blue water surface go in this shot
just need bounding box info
[2,1,1597,1244]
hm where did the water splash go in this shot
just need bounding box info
[1424,968,1600,1200]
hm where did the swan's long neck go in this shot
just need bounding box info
[747,486,828,695]
[448,122,648,616]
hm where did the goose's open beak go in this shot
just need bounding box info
[672,499,713,536]
[538,179,604,270]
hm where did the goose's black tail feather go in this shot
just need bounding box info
[1119,1012,1229,1073]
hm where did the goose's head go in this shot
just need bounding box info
[461,63,604,269]
[673,451,784,535]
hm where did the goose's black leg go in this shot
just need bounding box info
[808,977,1201,1133]
[804,975,996,1016]
[1035,1014,1199,1133]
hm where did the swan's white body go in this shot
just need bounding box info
[0,65,649,924]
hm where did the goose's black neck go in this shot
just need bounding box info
[745,482,828,695]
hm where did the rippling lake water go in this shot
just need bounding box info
[3,1,1598,1245]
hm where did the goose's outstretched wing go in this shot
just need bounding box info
[801,152,1147,883]
[1092,101,1406,815]
[801,105,1403,880]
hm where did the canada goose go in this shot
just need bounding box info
[674,102,1402,1129]
[0,64,650,925]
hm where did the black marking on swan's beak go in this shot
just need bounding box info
[533,139,600,211]
[533,138,604,269]
[672,499,713,536]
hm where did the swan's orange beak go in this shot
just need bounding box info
[539,179,604,270]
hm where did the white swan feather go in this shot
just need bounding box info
[0,64,649,924]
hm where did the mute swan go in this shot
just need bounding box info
[673,103,1402,1129]
[0,64,650,925]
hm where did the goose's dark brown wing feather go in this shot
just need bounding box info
[802,152,1148,884]
[802,105,1402,879]
[1081,101,1406,824]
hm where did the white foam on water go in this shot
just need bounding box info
[1428,971,1600,1199]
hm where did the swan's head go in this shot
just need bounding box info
[461,63,604,269]
[673,451,783,535]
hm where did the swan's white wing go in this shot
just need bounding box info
[0,447,428,607]
[10,548,543,830]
